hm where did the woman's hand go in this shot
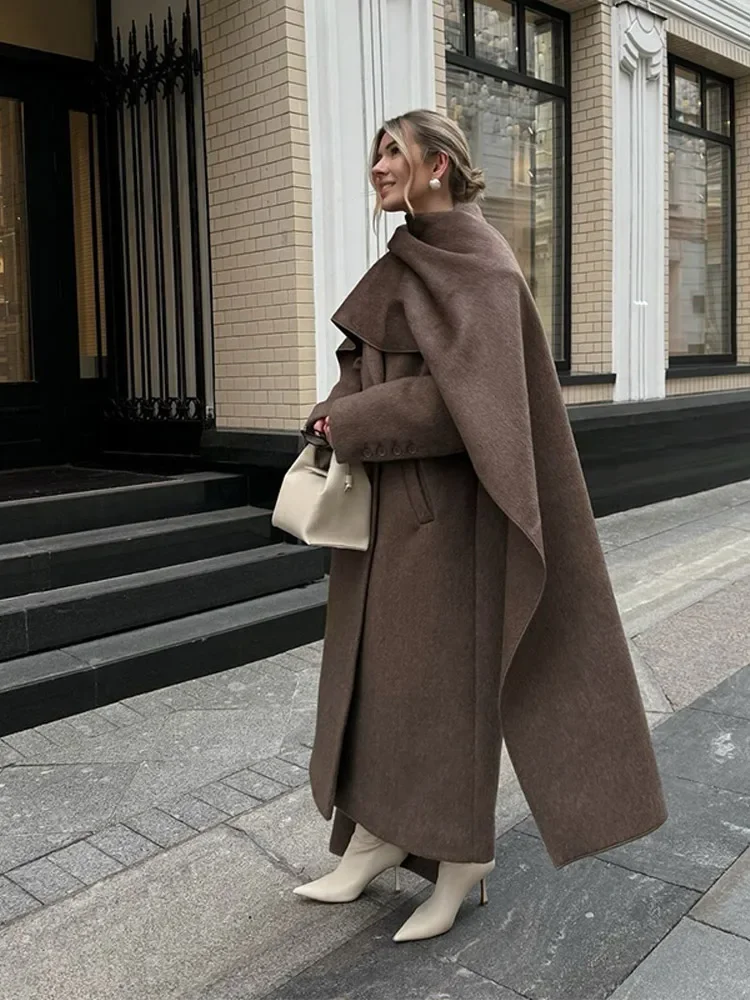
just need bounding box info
[313,416,332,444]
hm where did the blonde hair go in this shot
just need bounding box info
[370,109,485,218]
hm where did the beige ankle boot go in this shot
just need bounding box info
[393,859,495,942]
[293,824,407,903]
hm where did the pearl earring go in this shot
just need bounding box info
[429,178,442,191]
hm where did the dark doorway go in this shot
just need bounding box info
[0,47,106,468]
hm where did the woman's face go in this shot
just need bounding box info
[371,128,449,214]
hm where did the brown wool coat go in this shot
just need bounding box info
[306,203,667,876]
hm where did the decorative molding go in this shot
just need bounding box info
[612,2,667,402]
[652,0,750,48]
[618,4,666,80]
[304,0,436,398]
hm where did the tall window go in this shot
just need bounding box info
[445,0,570,365]
[668,58,734,362]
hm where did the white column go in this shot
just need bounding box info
[304,0,436,398]
[612,1,667,402]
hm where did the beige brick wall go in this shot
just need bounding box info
[561,382,614,405]
[736,75,750,365]
[667,374,750,396]
[434,0,447,114]
[569,2,613,375]
[668,19,750,73]
[201,0,315,431]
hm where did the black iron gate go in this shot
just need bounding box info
[98,4,212,428]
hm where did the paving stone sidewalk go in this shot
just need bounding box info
[1,479,750,998]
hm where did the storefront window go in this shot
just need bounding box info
[446,1,569,365]
[668,59,734,361]
[70,110,107,379]
[0,98,32,384]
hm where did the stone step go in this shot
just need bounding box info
[0,544,325,665]
[0,506,272,599]
[0,578,328,734]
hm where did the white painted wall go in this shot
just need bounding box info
[612,2,667,402]
[304,0,436,398]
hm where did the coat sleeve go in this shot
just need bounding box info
[303,339,362,444]
[328,374,465,463]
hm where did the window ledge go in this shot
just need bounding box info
[558,372,616,386]
[666,364,750,379]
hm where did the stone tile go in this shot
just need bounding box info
[421,832,698,1000]
[619,576,726,640]
[0,876,40,925]
[0,826,385,1000]
[195,659,300,710]
[34,719,86,749]
[118,691,174,720]
[124,808,194,849]
[654,708,750,796]
[278,745,312,770]
[606,520,747,580]
[633,580,750,708]
[223,768,289,802]
[24,698,295,768]
[64,711,119,739]
[162,795,228,832]
[0,762,138,836]
[231,785,421,902]
[263,651,317,675]
[646,711,672,731]
[280,667,320,750]
[692,847,750,941]
[251,757,308,788]
[50,841,124,885]
[598,774,750,891]
[495,751,531,838]
[2,729,58,760]
[114,759,245,818]
[285,644,323,666]
[628,641,673,714]
[87,825,160,867]
[149,680,210,713]
[0,832,84,875]
[0,741,21,768]
[259,946,522,1000]
[597,487,745,552]
[93,701,146,729]
[609,919,750,1000]
[193,781,261,817]
[692,663,750,722]
[7,857,83,904]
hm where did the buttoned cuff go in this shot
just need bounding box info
[328,396,418,463]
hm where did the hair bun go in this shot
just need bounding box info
[465,166,486,200]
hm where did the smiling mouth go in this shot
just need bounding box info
[379,182,395,195]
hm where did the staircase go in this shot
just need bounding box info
[0,472,327,736]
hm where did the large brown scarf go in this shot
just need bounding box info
[332,202,667,867]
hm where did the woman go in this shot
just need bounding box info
[293,110,666,943]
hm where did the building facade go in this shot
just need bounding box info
[1,0,750,510]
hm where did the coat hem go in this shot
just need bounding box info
[547,810,669,870]
[330,804,496,867]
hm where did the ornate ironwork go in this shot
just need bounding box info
[99,4,211,424]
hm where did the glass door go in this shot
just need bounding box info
[0,52,105,467]
[0,97,32,386]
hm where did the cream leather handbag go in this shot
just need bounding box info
[272,444,371,551]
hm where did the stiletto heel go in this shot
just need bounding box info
[393,859,495,942]
[479,877,488,906]
[394,867,402,892]
[293,825,407,903]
